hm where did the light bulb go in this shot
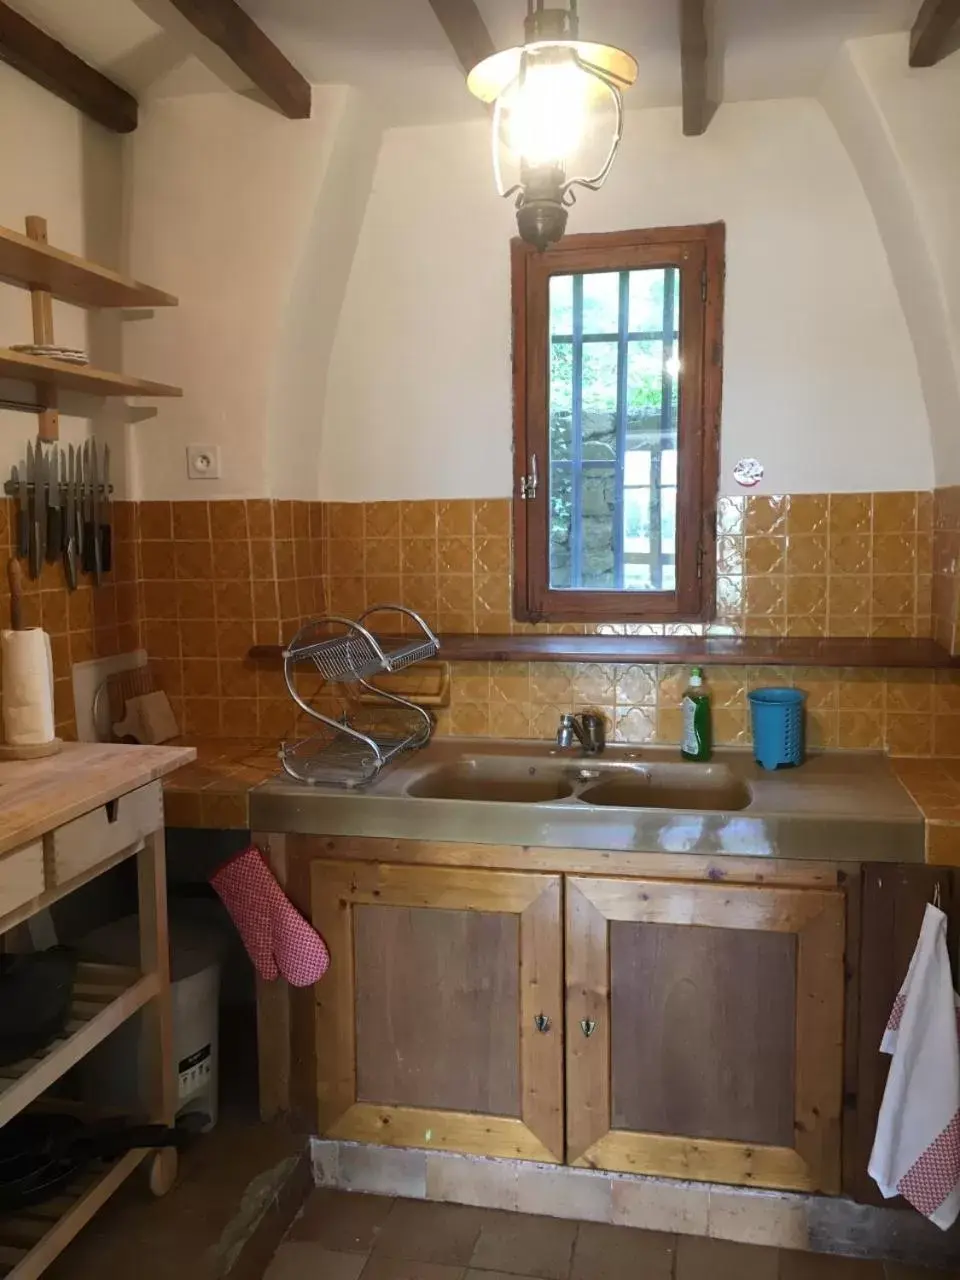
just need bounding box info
[502,54,587,168]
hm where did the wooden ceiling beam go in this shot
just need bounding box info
[162,0,311,118]
[909,0,960,66]
[0,1,137,133]
[680,0,720,137]
[427,0,496,77]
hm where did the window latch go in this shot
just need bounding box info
[520,453,539,500]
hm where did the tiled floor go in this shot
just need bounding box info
[265,1191,951,1279]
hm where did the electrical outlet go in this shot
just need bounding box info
[186,444,221,480]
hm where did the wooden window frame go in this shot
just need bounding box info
[512,223,724,623]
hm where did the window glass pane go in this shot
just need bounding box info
[624,451,650,486]
[578,467,617,588]
[581,343,618,461]
[546,263,682,593]
[550,275,573,337]
[549,464,573,588]
[549,339,572,460]
[581,272,620,335]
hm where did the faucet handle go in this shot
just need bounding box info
[580,712,606,754]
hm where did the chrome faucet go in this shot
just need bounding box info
[557,712,606,755]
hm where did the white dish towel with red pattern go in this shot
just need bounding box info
[869,902,960,1229]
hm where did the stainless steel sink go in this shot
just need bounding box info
[405,760,576,803]
[579,763,751,812]
[405,755,750,811]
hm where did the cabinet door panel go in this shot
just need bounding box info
[312,860,564,1163]
[355,903,520,1115]
[567,876,844,1193]
[610,920,796,1146]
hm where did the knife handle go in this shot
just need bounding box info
[17,509,28,559]
[46,506,61,564]
[29,524,40,581]
[100,523,112,574]
[82,521,96,574]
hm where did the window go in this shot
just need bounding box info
[512,224,724,622]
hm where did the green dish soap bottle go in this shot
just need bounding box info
[681,667,712,761]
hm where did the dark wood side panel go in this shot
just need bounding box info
[851,864,958,1204]
[609,920,796,1146]
[354,903,521,1116]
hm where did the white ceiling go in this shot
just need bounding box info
[7,0,919,126]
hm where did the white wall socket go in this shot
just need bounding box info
[186,444,221,480]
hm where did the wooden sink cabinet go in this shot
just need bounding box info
[256,833,895,1197]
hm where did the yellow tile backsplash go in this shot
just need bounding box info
[316,488,960,756]
[325,491,933,641]
[429,660,960,756]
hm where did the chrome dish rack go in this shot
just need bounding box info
[279,605,440,787]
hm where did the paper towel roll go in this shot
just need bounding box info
[2,629,55,746]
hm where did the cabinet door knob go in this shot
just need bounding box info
[580,1018,597,1038]
[534,1013,551,1033]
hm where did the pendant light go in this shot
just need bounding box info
[467,1,637,250]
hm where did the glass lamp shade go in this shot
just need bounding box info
[468,38,637,250]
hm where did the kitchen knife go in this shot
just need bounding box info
[35,445,47,575]
[100,443,112,573]
[64,445,77,591]
[46,444,60,564]
[74,443,84,568]
[13,465,27,559]
[81,441,94,574]
[91,440,101,585]
[26,443,39,580]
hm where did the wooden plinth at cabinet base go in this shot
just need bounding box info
[328,1104,561,1164]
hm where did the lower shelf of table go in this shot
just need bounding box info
[0,1147,149,1280]
[0,964,159,1130]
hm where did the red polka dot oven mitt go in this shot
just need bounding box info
[211,846,330,987]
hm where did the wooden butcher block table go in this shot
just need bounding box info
[0,742,195,1280]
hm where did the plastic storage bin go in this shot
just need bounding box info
[748,688,806,771]
[78,914,221,1131]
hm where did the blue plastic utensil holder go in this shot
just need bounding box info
[748,688,806,770]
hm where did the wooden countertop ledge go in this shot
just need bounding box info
[0,741,196,857]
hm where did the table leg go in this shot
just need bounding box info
[138,827,177,1196]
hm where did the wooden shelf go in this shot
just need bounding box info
[0,1147,148,1280]
[0,963,159,1128]
[250,634,960,669]
[0,225,177,310]
[0,348,181,399]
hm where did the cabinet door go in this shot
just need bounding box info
[566,877,845,1193]
[311,860,564,1162]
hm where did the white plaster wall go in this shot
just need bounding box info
[126,86,381,501]
[823,34,960,487]
[0,64,125,488]
[321,97,932,500]
[266,90,381,499]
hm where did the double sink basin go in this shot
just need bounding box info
[405,754,751,812]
